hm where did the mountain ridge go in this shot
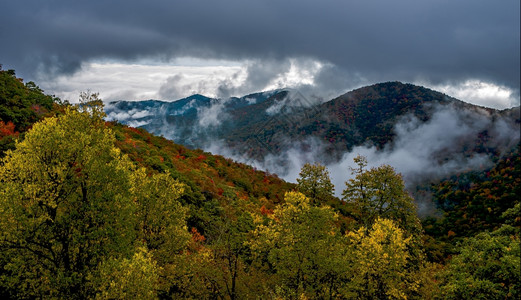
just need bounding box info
[106,81,520,211]
[106,81,518,161]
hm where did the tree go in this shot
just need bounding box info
[0,106,137,298]
[0,103,172,298]
[436,228,520,299]
[296,162,335,206]
[0,68,55,133]
[434,206,521,299]
[131,168,190,265]
[172,213,256,300]
[342,155,421,237]
[344,217,420,299]
[250,191,348,299]
[93,247,161,300]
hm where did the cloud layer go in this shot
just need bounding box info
[1,0,519,107]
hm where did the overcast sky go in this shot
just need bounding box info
[1,0,519,108]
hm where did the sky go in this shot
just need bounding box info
[1,0,519,109]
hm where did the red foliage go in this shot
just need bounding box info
[30,104,47,116]
[128,127,142,135]
[0,121,18,138]
[191,227,206,243]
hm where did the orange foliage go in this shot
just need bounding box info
[260,205,273,216]
[188,227,206,252]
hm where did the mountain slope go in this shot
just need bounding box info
[107,82,520,176]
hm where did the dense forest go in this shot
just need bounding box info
[0,67,519,299]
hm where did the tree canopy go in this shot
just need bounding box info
[250,191,347,299]
[0,105,188,298]
[296,162,335,206]
[342,155,422,237]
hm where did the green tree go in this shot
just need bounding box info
[296,162,335,206]
[0,68,57,157]
[206,212,254,300]
[131,168,190,265]
[0,106,137,298]
[436,228,520,299]
[342,155,421,237]
[250,191,348,299]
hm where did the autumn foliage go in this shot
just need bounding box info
[0,68,519,299]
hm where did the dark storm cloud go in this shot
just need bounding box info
[1,0,519,93]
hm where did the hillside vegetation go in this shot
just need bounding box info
[0,67,519,299]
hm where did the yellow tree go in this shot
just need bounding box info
[250,191,348,299]
[344,217,420,299]
[93,247,161,300]
[131,168,190,265]
[130,168,191,297]
[0,106,138,298]
[0,103,192,298]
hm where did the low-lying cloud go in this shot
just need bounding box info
[204,103,519,215]
[105,106,152,121]
[197,100,229,128]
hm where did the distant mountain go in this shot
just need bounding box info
[107,82,520,171]
[106,90,282,147]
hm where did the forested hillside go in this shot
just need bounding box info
[0,67,519,299]
[107,82,520,165]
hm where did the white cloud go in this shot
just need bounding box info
[262,58,325,91]
[36,57,331,103]
[204,103,519,216]
[106,108,151,121]
[265,89,321,115]
[127,120,151,128]
[420,79,519,109]
[244,97,257,104]
[38,59,245,102]
[197,100,228,128]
